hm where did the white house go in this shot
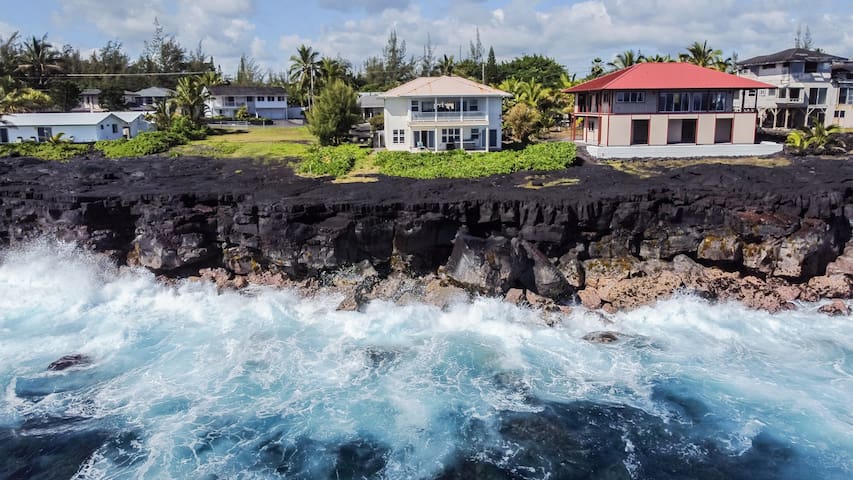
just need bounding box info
[112,112,155,137]
[357,93,384,119]
[0,112,150,143]
[379,76,512,152]
[131,87,174,109]
[832,61,853,129]
[203,86,288,120]
[735,48,849,129]
[77,88,104,112]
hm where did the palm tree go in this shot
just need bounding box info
[438,55,455,76]
[0,32,20,77]
[319,57,346,87]
[643,54,674,63]
[16,34,62,88]
[517,79,552,108]
[1,75,52,113]
[588,57,605,79]
[682,41,723,68]
[171,76,208,125]
[147,99,177,130]
[197,71,224,89]
[785,120,843,155]
[288,45,320,107]
[607,50,645,70]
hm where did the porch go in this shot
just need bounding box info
[410,126,498,152]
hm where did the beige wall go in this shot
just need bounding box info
[593,113,758,146]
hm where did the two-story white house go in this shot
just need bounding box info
[203,86,288,120]
[380,76,511,152]
[735,48,848,129]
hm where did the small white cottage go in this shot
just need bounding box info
[0,112,151,143]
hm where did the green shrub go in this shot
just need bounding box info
[0,142,90,161]
[297,144,367,177]
[374,142,576,179]
[95,130,189,158]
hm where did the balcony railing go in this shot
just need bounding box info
[411,111,488,122]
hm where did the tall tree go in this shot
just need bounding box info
[484,47,499,84]
[643,54,674,63]
[235,54,262,86]
[420,33,435,77]
[794,24,815,49]
[381,30,414,86]
[305,79,359,146]
[319,57,347,88]
[499,55,567,88]
[468,27,484,64]
[16,34,62,88]
[49,81,81,111]
[0,32,20,78]
[681,41,722,68]
[607,50,644,70]
[289,44,321,106]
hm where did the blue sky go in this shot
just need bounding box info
[1,0,851,78]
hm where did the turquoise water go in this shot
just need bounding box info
[1,241,851,479]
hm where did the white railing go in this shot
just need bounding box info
[411,111,487,122]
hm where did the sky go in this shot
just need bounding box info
[1,0,851,79]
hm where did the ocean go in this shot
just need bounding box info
[1,241,851,479]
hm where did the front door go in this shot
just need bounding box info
[489,129,498,148]
[681,119,697,143]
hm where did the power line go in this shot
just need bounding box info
[50,71,212,78]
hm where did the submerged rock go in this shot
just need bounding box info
[582,331,621,343]
[818,299,850,316]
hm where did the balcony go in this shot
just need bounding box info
[410,111,488,124]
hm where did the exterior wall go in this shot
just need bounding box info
[383,98,411,152]
[586,142,782,159]
[577,112,757,147]
[205,95,288,119]
[384,96,505,152]
[732,114,758,143]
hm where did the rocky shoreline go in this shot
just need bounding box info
[1,153,852,316]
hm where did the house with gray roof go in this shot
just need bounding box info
[203,86,289,120]
[379,76,512,152]
[735,48,849,129]
[0,112,151,143]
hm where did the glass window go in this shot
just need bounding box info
[463,98,479,111]
[392,129,405,144]
[617,92,645,103]
[788,88,801,100]
[411,100,419,112]
[808,88,827,105]
[834,111,846,118]
[267,96,274,102]
[692,92,727,111]
[278,96,286,101]
[227,96,234,102]
[246,96,253,102]
[659,92,690,112]
[0,128,8,143]
[840,88,851,104]
[441,128,460,143]
[804,62,818,73]
[37,127,52,142]
[112,124,118,133]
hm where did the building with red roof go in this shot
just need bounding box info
[564,63,779,158]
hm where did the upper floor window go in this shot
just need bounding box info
[692,92,728,111]
[760,63,776,70]
[411,100,419,112]
[804,62,818,73]
[616,92,645,103]
[788,88,801,101]
[267,96,275,102]
[463,98,479,111]
[226,96,235,102]
[246,96,254,102]
[808,87,827,105]
[277,96,286,101]
[840,88,852,104]
[658,92,690,112]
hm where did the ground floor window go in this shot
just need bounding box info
[441,128,460,144]
[392,129,405,144]
[112,124,118,133]
[0,128,7,143]
[835,111,846,118]
[37,127,52,142]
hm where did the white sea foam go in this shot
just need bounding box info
[0,241,851,479]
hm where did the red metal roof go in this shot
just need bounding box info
[565,63,774,92]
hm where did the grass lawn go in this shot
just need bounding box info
[170,126,315,161]
[602,156,792,178]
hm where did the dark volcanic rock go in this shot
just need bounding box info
[1,154,852,309]
[47,354,92,371]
